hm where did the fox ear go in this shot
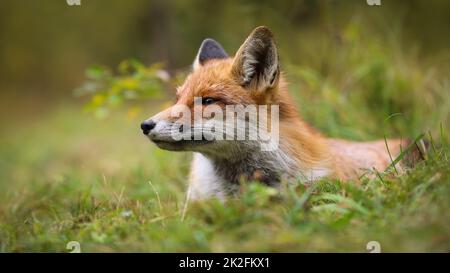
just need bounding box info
[193,39,228,70]
[232,26,280,91]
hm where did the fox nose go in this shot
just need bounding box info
[141,120,156,135]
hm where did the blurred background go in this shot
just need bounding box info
[0,0,449,252]
[1,0,449,123]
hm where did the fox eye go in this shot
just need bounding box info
[202,97,216,105]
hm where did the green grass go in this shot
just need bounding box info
[0,21,449,252]
[0,103,448,252]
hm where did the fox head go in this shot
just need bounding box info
[141,26,286,155]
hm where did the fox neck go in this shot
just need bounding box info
[199,140,294,187]
[199,131,331,187]
[273,77,332,179]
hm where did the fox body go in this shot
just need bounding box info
[141,26,415,200]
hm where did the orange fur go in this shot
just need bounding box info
[145,26,416,197]
[174,58,408,180]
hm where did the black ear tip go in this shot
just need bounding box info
[200,38,225,52]
[197,38,228,64]
[201,38,219,45]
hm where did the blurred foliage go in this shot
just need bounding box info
[74,60,170,119]
[285,19,450,140]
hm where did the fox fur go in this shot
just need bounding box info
[142,26,422,200]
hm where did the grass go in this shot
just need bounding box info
[0,105,448,252]
[0,21,449,252]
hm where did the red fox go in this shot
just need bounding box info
[141,26,423,200]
